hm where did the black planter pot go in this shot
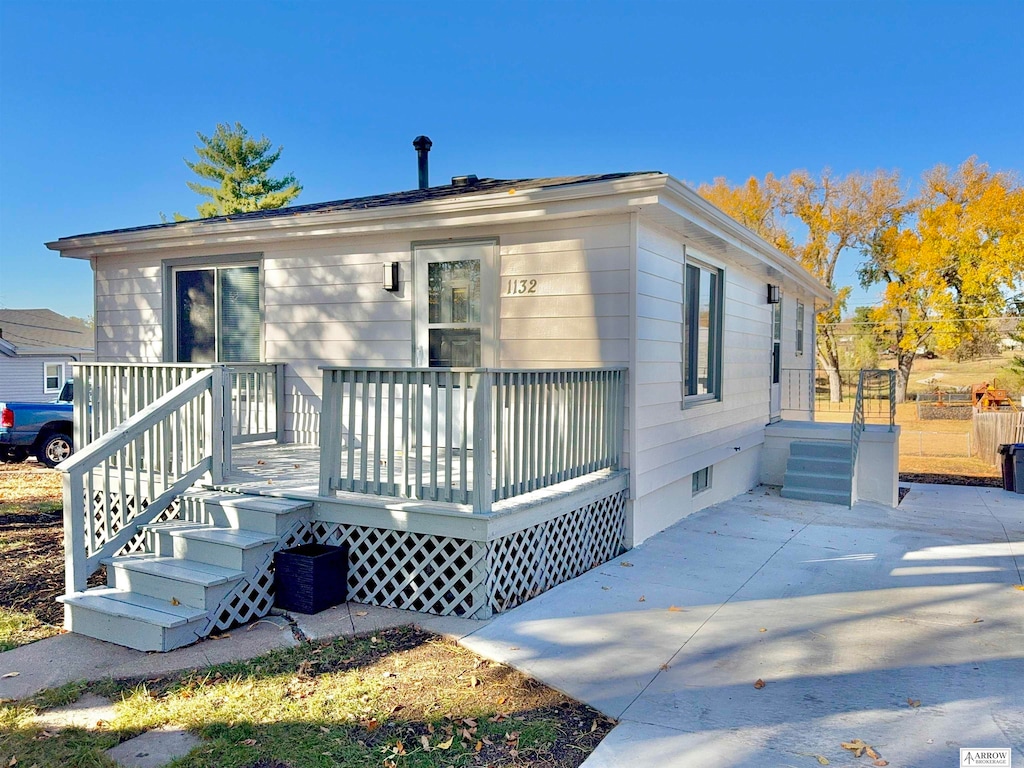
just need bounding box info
[274,543,349,614]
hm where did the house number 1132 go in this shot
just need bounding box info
[506,278,537,295]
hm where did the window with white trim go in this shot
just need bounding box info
[174,264,261,362]
[44,362,64,393]
[683,258,724,403]
[796,300,805,356]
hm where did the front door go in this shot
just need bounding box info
[770,298,782,421]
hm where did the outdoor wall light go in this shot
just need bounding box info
[383,262,400,292]
[767,284,781,304]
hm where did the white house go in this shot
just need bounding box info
[0,309,93,402]
[46,163,895,651]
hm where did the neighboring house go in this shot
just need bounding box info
[0,309,94,402]
[46,165,898,651]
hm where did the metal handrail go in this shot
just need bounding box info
[849,369,897,507]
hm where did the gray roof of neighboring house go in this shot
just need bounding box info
[64,172,658,239]
[0,309,94,354]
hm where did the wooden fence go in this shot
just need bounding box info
[972,411,1024,464]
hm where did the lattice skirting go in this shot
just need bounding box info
[308,521,487,618]
[486,488,627,613]
[304,487,627,620]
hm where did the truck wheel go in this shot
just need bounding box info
[1,447,28,463]
[38,433,73,468]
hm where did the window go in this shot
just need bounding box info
[692,465,712,495]
[43,362,64,393]
[683,259,723,402]
[175,265,260,362]
[428,259,481,367]
[796,300,805,356]
[414,241,495,368]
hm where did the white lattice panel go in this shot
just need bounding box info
[210,519,312,632]
[87,489,181,558]
[309,522,487,618]
[487,489,626,613]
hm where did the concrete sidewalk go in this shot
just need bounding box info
[3,482,1021,768]
[462,483,1024,768]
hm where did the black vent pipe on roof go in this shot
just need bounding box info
[413,135,432,190]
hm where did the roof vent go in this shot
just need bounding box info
[451,174,479,187]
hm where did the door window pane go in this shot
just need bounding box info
[427,259,481,367]
[176,269,216,362]
[176,265,260,363]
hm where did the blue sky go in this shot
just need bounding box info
[1,0,1021,320]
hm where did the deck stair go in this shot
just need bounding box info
[59,492,312,652]
[780,440,853,506]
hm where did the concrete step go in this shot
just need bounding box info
[788,440,851,460]
[59,587,208,652]
[786,455,852,475]
[106,554,243,610]
[169,527,278,571]
[784,470,851,493]
[780,486,851,506]
[180,491,312,535]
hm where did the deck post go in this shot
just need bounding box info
[62,468,87,595]
[274,362,286,442]
[319,369,343,496]
[472,370,493,514]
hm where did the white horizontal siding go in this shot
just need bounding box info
[0,358,49,402]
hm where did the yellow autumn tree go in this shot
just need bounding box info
[696,175,794,254]
[858,157,1024,401]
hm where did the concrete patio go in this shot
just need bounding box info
[462,483,1024,767]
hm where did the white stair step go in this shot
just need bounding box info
[781,486,850,506]
[180,491,312,534]
[60,587,208,652]
[107,554,243,609]
[789,440,851,460]
[144,521,213,556]
[170,527,278,570]
[784,470,851,492]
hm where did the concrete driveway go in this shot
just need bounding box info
[462,484,1024,767]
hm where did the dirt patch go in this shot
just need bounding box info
[900,472,1004,488]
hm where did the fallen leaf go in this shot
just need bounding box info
[659,663,670,670]
[841,739,868,758]
[319,726,330,734]
[668,605,684,612]
[1,672,19,679]
[420,735,431,751]
[620,561,634,567]
[907,698,921,707]
[753,678,766,689]
[815,756,830,765]
[240,738,258,746]
[469,675,481,687]
[475,739,483,752]
[256,459,266,465]
[170,597,181,606]
[392,740,406,755]
[591,719,599,733]
[293,464,301,469]
[873,760,889,767]
[1014,585,1024,592]
[360,718,379,731]
[638,595,646,602]
[354,611,368,617]
[601,586,611,591]
[435,735,454,750]
[972,617,984,623]
[462,717,477,727]
[759,628,768,633]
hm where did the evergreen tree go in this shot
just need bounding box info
[181,122,302,219]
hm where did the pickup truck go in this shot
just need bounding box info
[0,380,74,467]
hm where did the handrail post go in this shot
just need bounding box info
[472,370,493,514]
[319,369,343,496]
[275,362,286,442]
[209,366,232,483]
[62,467,87,595]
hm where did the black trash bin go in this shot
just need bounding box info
[274,543,349,614]
[998,443,1015,492]
[1010,444,1024,495]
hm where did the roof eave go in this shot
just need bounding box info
[48,173,671,259]
[659,178,835,305]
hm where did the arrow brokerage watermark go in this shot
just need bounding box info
[960,748,1012,767]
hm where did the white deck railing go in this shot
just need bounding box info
[318,367,626,513]
[73,362,283,449]
[61,368,232,594]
